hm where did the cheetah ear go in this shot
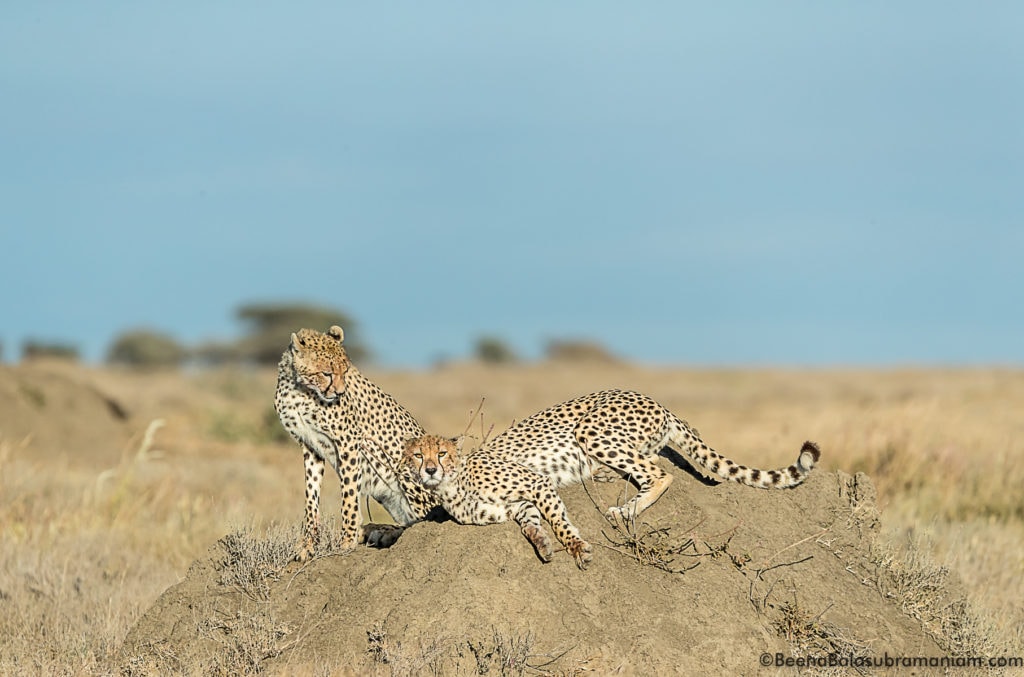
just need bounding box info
[328,325,345,343]
[452,435,465,452]
[290,332,300,349]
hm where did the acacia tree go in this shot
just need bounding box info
[234,302,369,365]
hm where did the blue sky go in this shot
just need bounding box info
[2,3,1021,366]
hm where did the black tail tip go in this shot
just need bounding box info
[800,441,821,463]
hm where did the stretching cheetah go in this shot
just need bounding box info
[401,435,593,569]
[480,389,820,520]
[274,326,440,560]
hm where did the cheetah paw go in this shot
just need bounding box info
[363,524,406,548]
[607,503,642,524]
[567,539,593,570]
[522,525,554,562]
[293,541,316,563]
[590,466,622,483]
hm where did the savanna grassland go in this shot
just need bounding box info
[1,358,1022,674]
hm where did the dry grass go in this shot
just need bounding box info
[771,598,871,677]
[365,620,574,677]
[1,363,1023,674]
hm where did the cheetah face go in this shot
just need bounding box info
[290,326,351,404]
[402,435,463,489]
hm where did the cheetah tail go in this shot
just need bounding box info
[670,418,820,489]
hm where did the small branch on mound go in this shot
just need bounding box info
[755,527,830,573]
[599,513,722,574]
[460,397,496,453]
[747,527,829,613]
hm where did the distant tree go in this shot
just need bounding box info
[22,340,80,362]
[106,329,187,368]
[190,340,244,367]
[235,302,369,365]
[544,338,619,363]
[474,335,518,364]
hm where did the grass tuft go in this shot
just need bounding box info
[871,534,1002,659]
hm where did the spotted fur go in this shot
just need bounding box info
[274,326,440,560]
[401,435,592,569]
[483,389,821,520]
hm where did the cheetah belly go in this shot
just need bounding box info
[363,470,420,525]
[513,446,597,488]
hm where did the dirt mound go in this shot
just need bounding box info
[119,469,956,675]
[0,362,131,461]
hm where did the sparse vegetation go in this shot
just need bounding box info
[770,599,871,676]
[871,534,1000,659]
[598,509,713,574]
[218,525,301,601]
[366,621,560,676]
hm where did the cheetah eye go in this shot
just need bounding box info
[438,451,447,458]
[413,452,423,459]
[321,371,332,378]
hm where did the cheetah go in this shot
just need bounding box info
[274,325,440,560]
[401,434,593,569]
[479,389,820,521]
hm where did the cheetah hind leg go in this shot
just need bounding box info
[604,459,674,523]
[509,502,554,562]
[575,413,673,522]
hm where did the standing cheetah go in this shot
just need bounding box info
[481,389,820,520]
[274,326,440,560]
[401,435,593,569]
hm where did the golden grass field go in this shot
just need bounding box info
[1,359,1022,674]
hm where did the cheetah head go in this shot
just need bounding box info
[402,435,464,489]
[289,325,351,404]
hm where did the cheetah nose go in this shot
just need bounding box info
[425,466,437,475]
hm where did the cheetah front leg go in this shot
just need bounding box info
[297,448,326,562]
[508,502,555,563]
[531,489,593,570]
[334,455,364,551]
